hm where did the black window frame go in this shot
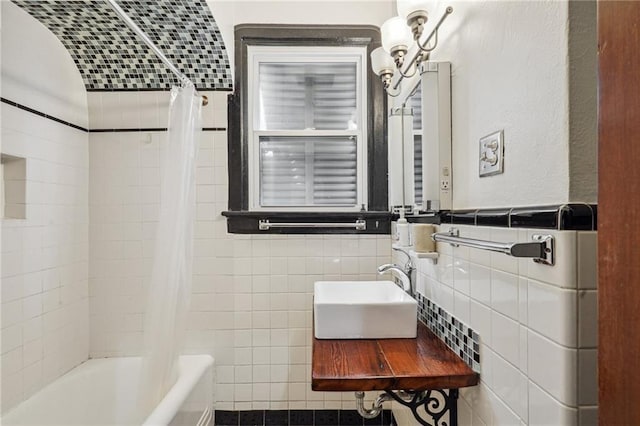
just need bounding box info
[223,24,390,234]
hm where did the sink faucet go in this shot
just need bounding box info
[377,264,412,295]
[377,247,415,296]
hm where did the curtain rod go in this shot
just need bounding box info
[104,0,208,106]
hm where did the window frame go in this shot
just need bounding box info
[224,24,390,234]
[247,45,368,211]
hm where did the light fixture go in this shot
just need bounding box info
[380,16,412,68]
[371,47,396,90]
[397,0,434,40]
[372,2,453,96]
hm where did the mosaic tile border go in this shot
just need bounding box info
[13,0,233,90]
[416,292,481,373]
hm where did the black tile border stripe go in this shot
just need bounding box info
[89,128,168,133]
[2,98,227,133]
[437,203,598,231]
[1,97,89,132]
[89,127,226,133]
[475,208,511,227]
[214,409,395,426]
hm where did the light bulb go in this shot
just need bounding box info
[370,47,395,76]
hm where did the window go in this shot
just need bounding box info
[224,25,390,233]
[248,47,366,210]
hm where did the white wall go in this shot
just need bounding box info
[207,0,395,74]
[567,0,598,204]
[403,0,597,209]
[232,0,599,210]
[87,92,393,410]
[395,225,598,425]
[1,1,89,413]
[0,1,89,128]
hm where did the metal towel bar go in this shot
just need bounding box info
[259,219,366,231]
[432,228,554,265]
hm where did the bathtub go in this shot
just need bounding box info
[1,355,214,426]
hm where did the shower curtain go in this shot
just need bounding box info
[139,83,202,412]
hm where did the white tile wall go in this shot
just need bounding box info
[87,92,391,410]
[88,90,228,130]
[1,104,90,413]
[395,223,597,425]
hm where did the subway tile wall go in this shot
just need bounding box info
[399,224,598,425]
[1,104,90,413]
[87,92,392,410]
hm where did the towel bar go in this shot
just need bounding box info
[432,228,554,265]
[259,219,366,231]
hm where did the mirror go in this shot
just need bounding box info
[388,61,452,214]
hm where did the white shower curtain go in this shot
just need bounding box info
[139,83,202,413]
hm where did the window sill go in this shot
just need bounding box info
[221,211,392,234]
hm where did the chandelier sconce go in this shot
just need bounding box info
[371,0,453,96]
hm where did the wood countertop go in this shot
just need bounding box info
[312,321,479,392]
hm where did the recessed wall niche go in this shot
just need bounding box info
[1,154,26,219]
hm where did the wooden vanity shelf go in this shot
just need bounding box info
[312,322,479,426]
[312,321,479,392]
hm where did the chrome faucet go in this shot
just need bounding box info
[377,246,415,297]
[377,264,412,295]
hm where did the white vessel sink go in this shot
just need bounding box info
[313,280,417,339]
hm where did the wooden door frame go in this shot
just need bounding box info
[598,1,640,424]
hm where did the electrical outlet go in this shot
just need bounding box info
[441,179,450,190]
[479,130,504,177]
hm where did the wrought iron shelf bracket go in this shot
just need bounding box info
[355,389,458,426]
[384,389,458,426]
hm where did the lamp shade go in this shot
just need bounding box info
[381,16,412,53]
[397,0,434,19]
[370,47,395,75]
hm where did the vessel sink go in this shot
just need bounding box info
[313,280,417,339]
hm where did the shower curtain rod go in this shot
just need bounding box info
[104,0,208,106]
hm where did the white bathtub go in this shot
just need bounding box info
[1,355,214,426]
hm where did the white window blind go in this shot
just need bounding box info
[414,134,423,205]
[411,87,423,206]
[259,136,357,206]
[258,63,358,131]
[249,47,366,210]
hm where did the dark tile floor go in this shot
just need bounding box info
[214,409,396,426]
